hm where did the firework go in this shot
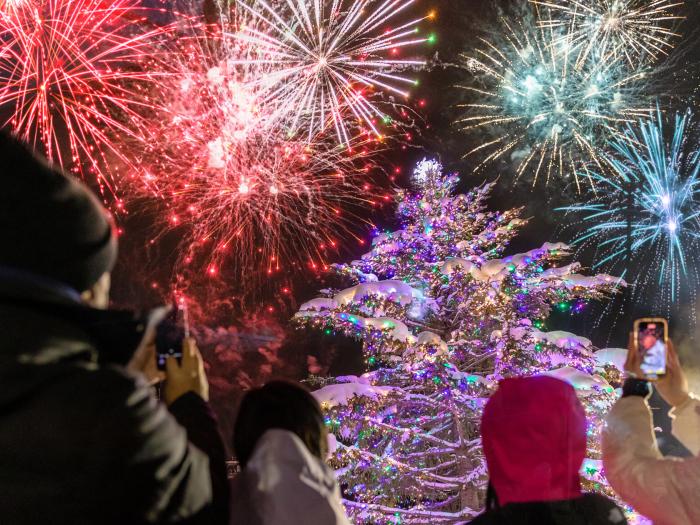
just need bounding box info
[533,0,683,68]
[145,133,369,281]
[230,0,433,146]
[130,30,378,299]
[560,108,700,309]
[456,14,652,190]
[0,0,28,11]
[0,0,171,192]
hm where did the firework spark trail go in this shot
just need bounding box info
[230,0,433,146]
[533,0,683,68]
[560,108,700,309]
[156,135,370,276]
[456,13,652,191]
[0,0,173,194]
[0,0,29,11]
[131,28,378,298]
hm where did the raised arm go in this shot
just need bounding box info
[602,338,700,525]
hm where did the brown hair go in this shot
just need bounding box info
[233,380,327,468]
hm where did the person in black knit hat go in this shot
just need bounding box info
[0,131,118,296]
[0,133,228,525]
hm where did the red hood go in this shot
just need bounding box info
[482,376,587,506]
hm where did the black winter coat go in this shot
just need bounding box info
[0,271,228,524]
[469,493,627,525]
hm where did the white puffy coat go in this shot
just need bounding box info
[602,394,700,525]
[230,429,351,525]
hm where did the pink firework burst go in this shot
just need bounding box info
[0,0,172,193]
[129,28,382,301]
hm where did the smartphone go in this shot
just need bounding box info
[156,304,190,371]
[633,317,668,380]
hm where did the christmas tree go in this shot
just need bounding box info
[295,160,625,523]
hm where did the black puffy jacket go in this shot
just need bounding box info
[0,271,228,524]
[469,493,627,525]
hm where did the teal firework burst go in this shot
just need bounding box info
[456,11,651,191]
[561,108,700,309]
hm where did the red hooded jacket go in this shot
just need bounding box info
[481,376,587,505]
[470,376,626,525]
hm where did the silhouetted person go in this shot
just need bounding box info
[0,133,228,524]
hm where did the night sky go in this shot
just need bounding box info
[110,1,700,418]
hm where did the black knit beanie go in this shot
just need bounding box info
[0,133,118,292]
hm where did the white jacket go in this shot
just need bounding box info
[230,429,351,525]
[602,395,700,525]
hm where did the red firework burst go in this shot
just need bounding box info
[128,28,382,301]
[144,133,370,278]
[0,0,171,194]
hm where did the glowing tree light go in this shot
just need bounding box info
[295,159,623,522]
[456,13,652,191]
[0,0,172,191]
[533,0,683,68]
[130,29,378,300]
[560,108,700,310]
[231,0,433,146]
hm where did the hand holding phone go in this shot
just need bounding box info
[163,337,209,405]
[156,304,190,371]
[656,341,691,407]
[633,317,668,380]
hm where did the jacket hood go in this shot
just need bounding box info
[231,429,351,525]
[482,376,587,506]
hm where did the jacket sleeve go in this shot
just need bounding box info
[670,395,700,456]
[169,392,230,525]
[97,374,215,523]
[602,396,700,525]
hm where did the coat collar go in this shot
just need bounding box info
[0,267,147,366]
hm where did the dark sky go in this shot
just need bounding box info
[112,1,700,383]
